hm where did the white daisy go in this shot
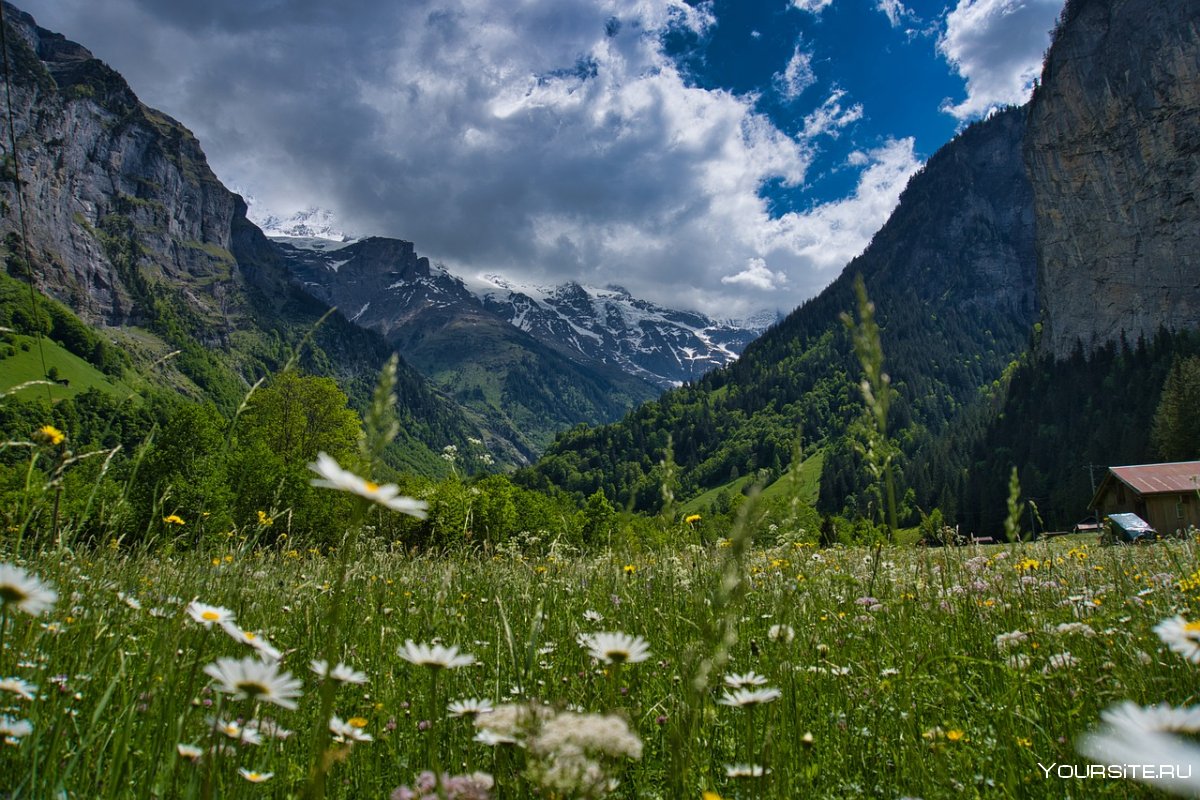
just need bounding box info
[716,687,782,707]
[1100,701,1200,734]
[448,698,495,718]
[308,452,428,518]
[0,677,37,701]
[185,601,235,628]
[329,715,374,743]
[203,657,302,710]
[724,671,770,689]
[0,715,33,740]
[725,763,770,778]
[580,632,651,665]
[398,640,475,670]
[176,743,203,762]
[583,609,604,623]
[474,728,520,746]
[1154,615,1200,663]
[1079,726,1200,795]
[206,717,264,746]
[237,768,274,783]
[310,660,368,685]
[219,622,283,661]
[0,563,57,616]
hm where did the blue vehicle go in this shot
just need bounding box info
[1101,513,1159,545]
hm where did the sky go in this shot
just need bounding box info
[18,0,1064,321]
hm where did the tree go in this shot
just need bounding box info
[1152,355,1200,461]
[229,372,363,539]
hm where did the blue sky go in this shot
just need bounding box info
[19,0,1063,320]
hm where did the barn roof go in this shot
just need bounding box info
[1091,462,1200,509]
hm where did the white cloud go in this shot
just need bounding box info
[790,0,834,13]
[19,0,924,319]
[938,0,1063,121]
[876,0,913,27]
[801,89,864,139]
[722,258,787,290]
[774,42,817,102]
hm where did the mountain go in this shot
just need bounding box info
[0,2,486,473]
[272,236,661,460]
[246,203,355,242]
[1025,0,1200,360]
[527,106,1037,511]
[472,276,775,389]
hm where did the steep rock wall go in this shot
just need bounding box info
[1026,0,1200,359]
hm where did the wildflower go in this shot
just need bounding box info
[0,564,56,616]
[220,623,283,661]
[203,656,302,710]
[474,728,520,746]
[1006,654,1031,671]
[994,630,1028,649]
[330,715,374,743]
[1042,652,1079,674]
[946,729,966,742]
[1153,615,1200,663]
[391,771,494,800]
[398,640,475,670]
[36,424,65,445]
[1099,701,1200,734]
[237,768,274,783]
[207,717,263,745]
[0,716,33,741]
[256,510,273,526]
[581,631,651,665]
[685,514,702,525]
[185,601,234,628]
[583,609,604,623]
[724,763,769,778]
[254,719,294,740]
[162,514,186,526]
[308,452,428,518]
[717,687,782,707]
[623,564,637,574]
[529,711,643,760]
[310,660,368,685]
[768,624,795,643]
[1079,726,1200,795]
[0,677,37,701]
[176,743,203,762]
[448,698,495,719]
[723,671,770,689]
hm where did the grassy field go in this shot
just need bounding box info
[0,333,133,402]
[3,525,1199,798]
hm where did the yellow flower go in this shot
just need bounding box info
[36,425,65,445]
[162,514,186,526]
[348,716,368,728]
[685,514,702,525]
[256,510,273,526]
[703,792,724,800]
[946,729,966,742]
[623,564,637,574]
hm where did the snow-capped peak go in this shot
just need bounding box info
[244,199,356,243]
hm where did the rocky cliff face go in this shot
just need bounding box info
[0,3,245,334]
[1026,0,1200,359]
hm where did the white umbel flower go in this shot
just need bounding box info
[0,715,33,741]
[725,763,769,778]
[308,452,428,518]
[0,563,57,616]
[398,640,475,670]
[580,632,651,665]
[310,660,368,685]
[203,656,302,710]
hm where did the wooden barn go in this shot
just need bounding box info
[1090,461,1200,537]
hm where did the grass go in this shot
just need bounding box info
[0,333,133,401]
[681,449,825,514]
[2,526,1199,798]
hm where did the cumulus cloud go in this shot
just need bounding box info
[801,89,864,139]
[774,41,818,102]
[790,0,834,13]
[938,0,1063,121]
[21,0,920,319]
[722,258,787,290]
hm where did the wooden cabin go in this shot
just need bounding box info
[1090,461,1200,536]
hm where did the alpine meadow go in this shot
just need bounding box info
[2,0,1200,798]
